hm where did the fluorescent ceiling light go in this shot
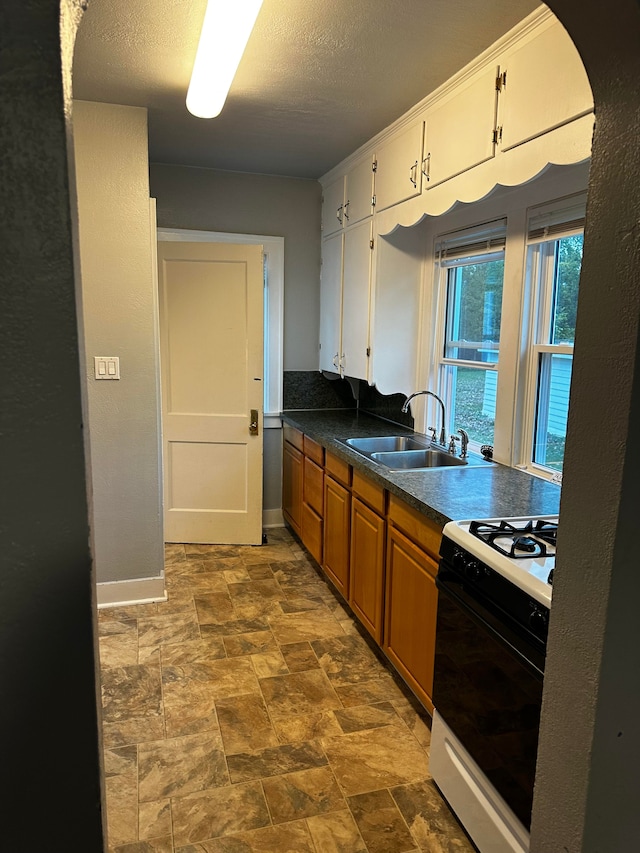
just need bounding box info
[187,0,264,119]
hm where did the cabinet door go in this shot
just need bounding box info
[302,502,323,565]
[303,456,324,516]
[341,220,372,381]
[319,231,344,374]
[282,441,303,536]
[344,157,374,227]
[499,19,593,152]
[424,66,498,188]
[349,497,385,643]
[323,476,351,597]
[374,121,424,212]
[384,525,438,712]
[321,176,346,237]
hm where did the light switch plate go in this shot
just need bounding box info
[94,356,120,380]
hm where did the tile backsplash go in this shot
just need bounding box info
[283,371,356,410]
[282,371,414,429]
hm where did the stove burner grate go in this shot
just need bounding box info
[469,519,557,559]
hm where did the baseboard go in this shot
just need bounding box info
[97,575,167,609]
[263,508,285,528]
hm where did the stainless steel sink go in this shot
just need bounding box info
[338,434,493,471]
[371,449,466,469]
[343,435,429,454]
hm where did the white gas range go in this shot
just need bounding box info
[443,514,558,607]
[430,514,559,853]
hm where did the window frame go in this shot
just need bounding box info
[519,224,584,479]
[431,224,507,452]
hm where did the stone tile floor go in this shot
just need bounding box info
[99,527,476,852]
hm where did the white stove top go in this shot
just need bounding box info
[443,515,557,608]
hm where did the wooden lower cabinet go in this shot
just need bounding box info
[282,440,303,536]
[349,496,386,643]
[384,524,438,713]
[302,455,324,563]
[322,475,351,597]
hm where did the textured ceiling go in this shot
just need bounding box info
[73,0,541,179]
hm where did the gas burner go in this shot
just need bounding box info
[469,519,558,560]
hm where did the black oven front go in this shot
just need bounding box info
[432,540,546,831]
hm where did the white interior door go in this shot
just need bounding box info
[158,241,264,544]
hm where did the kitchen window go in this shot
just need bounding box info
[521,199,585,476]
[434,220,506,447]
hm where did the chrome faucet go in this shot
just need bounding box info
[458,428,469,458]
[401,390,447,446]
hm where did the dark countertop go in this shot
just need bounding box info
[281,409,561,527]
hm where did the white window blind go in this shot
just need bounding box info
[436,218,507,264]
[527,194,587,243]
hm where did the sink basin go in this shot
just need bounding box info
[371,449,466,469]
[338,434,494,471]
[344,435,429,454]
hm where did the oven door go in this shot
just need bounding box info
[433,568,544,831]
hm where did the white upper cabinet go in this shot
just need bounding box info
[423,66,499,188]
[321,156,374,237]
[321,177,347,237]
[319,231,344,372]
[341,220,373,380]
[374,121,425,212]
[344,157,375,227]
[498,18,593,152]
[319,221,373,381]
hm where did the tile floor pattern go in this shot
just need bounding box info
[99,527,476,853]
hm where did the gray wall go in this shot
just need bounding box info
[0,0,104,849]
[531,0,640,850]
[150,164,322,371]
[74,101,164,586]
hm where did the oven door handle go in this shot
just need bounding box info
[436,573,545,679]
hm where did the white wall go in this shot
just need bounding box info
[150,164,322,371]
[73,101,164,590]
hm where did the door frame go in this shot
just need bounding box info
[156,227,285,531]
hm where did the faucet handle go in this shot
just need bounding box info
[427,426,437,443]
[448,434,459,454]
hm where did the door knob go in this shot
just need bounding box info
[249,409,259,435]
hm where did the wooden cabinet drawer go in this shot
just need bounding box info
[283,424,303,451]
[352,470,386,515]
[304,456,324,516]
[387,494,442,565]
[325,451,351,488]
[303,435,324,465]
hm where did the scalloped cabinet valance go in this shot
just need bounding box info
[318,7,593,394]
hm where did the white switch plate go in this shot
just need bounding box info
[94,356,120,380]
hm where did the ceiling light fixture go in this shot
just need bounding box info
[186,0,264,119]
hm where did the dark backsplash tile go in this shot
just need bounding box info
[357,381,414,429]
[283,371,414,430]
[283,371,356,410]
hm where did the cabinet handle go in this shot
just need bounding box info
[344,200,350,221]
[333,352,340,369]
[422,153,431,182]
[339,353,346,374]
[336,204,343,225]
[409,160,418,188]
